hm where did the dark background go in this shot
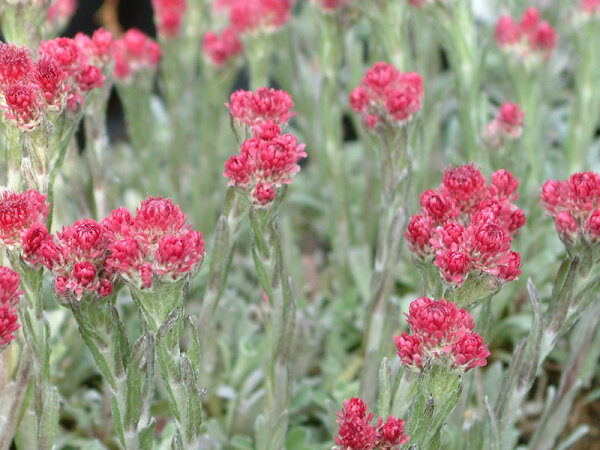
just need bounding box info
[65,0,155,38]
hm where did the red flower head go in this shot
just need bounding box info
[0,44,34,88]
[39,38,82,75]
[0,267,23,308]
[46,0,78,29]
[74,28,115,67]
[152,0,187,39]
[441,164,486,214]
[227,87,295,127]
[405,214,434,259]
[35,56,68,110]
[113,29,162,82]
[2,83,43,129]
[335,397,409,449]
[134,196,187,244]
[376,416,410,448]
[408,165,524,289]
[541,172,600,249]
[105,197,206,290]
[350,62,424,129]
[224,121,306,206]
[217,0,293,35]
[0,266,23,351]
[580,0,600,14]
[202,27,243,66]
[395,297,490,373]
[335,397,377,449]
[0,303,20,351]
[484,102,525,148]
[0,190,49,248]
[419,189,457,224]
[495,8,557,62]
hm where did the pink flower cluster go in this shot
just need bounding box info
[113,29,162,82]
[224,121,306,206]
[335,397,409,450]
[73,28,114,69]
[46,0,78,30]
[541,172,600,247]
[483,102,525,148]
[227,87,295,127]
[103,197,205,290]
[215,0,293,35]
[495,7,557,61]
[394,297,490,372]
[152,0,187,39]
[405,165,525,287]
[0,35,108,128]
[10,194,204,300]
[0,190,49,250]
[202,27,243,66]
[0,267,23,351]
[580,0,600,15]
[23,219,115,300]
[350,62,424,129]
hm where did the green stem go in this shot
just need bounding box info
[246,34,271,90]
[432,0,481,162]
[406,366,463,449]
[566,22,600,173]
[359,127,411,407]
[197,188,249,390]
[317,13,352,280]
[13,262,58,450]
[249,208,296,450]
[514,69,542,191]
[69,295,156,450]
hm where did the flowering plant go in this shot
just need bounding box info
[0,1,599,449]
